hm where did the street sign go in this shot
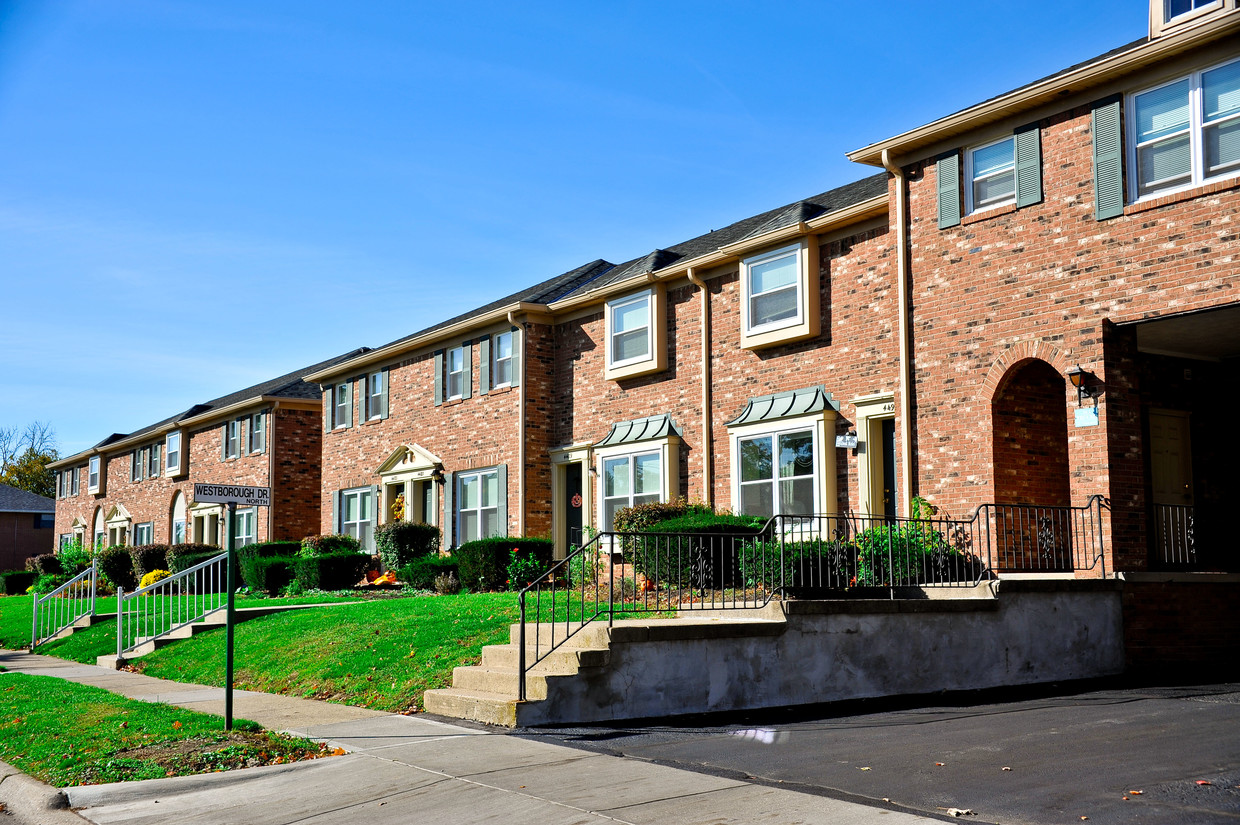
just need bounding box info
[193,483,270,507]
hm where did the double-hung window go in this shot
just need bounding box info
[736,428,817,518]
[172,516,186,544]
[446,347,465,400]
[131,449,145,482]
[966,136,1016,212]
[365,371,388,420]
[608,292,652,367]
[248,412,265,454]
[457,469,500,543]
[491,332,513,388]
[1130,58,1240,200]
[739,241,819,350]
[72,468,79,495]
[165,431,181,475]
[339,488,374,550]
[88,456,100,493]
[224,420,241,459]
[133,522,153,546]
[601,451,662,531]
[333,382,352,429]
[231,508,256,547]
[148,443,161,478]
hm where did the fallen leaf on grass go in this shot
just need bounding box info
[172,721,182,730]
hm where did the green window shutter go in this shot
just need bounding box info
[462,341,473,400]
[324,388,331,433]
[220,426,228,461]
[332,490,341,533]
[1014,122,1043,207]
[1092,96,1125,220]
[433,351,444,406]
[379,369,390,420]
[443,471,455,548]
[479,336,490,395]
[368,485,379,553]
[937,151,961,229]
[510,326,522,388]
[496,464,508,537]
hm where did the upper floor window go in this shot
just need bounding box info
[131,448,146,482]
[739,241,820,350]
[165,431,182,475]
[224,420,241,460]
[608,292,652,367]
[88,456,100,493]
[148,443,161,478]
[333,381,352,429]
[447,347,466,400]
[1151,0,1234,36]
[1130,58,1240,200]
[365,371,388,421]
[491,332,513,388]
[248,412,266,454]
[966,136,1016,213]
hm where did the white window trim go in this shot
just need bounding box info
[231,507,257,547]
[225,420,241,460]
[165,431,182,476]
[446,347,466,401]
[1127,56,1240,203]
[594,435,680,532]
[148,443,161,478]
[88,456,101,493]
[365,372,385,420]
[491,331,513,389]
[603,284,667,380]
[739,239,820,350]
[333,382,352,429]
[728,411,837,520]
[133,522,154,546]
[248,412,266,454]
[456,468,501,543]
[339,487,375,550]
[964,135,1017,214]
[1149,0,1234,37]
[607,290,653,370]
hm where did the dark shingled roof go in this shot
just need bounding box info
[582,173,889,293]
[77,348,372,455]
[0,483,54,514]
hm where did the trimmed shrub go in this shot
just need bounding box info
[294,552,369,591]
[454,538,553,592]
[139,569,172,590]
[630,513,766,588]
[397,556,460,591]
[244,557,297,596]
[167,543,219,566]
[24,554,63,576]
[0,570,37,595]
[237,541,302,561]
[375,521,440,570]
[611,498,711,535]
[300,535,362,557]
[129,545,171,579]
[97,547,136,591]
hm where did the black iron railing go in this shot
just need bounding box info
[517,497,1110,700]
[1151,503,1195,567]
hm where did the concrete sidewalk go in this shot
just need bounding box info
[0,649,945,824]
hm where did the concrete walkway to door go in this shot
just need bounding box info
[0,649,944,825]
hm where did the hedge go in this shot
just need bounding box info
[167,543,219,565]
[396,556,459,591]
[238,541,302,561]
[97,546,136,591]
[375,521,439,570]
[0,570,36,595]
[454,537,554,592]
[627,513,766,588]
[24,554,62,576]
[300,535,362,556]
[611,499,711,534]
[243,557,297,596]
[294,552,369,591]
[129,545,171,579]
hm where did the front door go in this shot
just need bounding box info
[1149,409,1194,565]
[564,462,584,549]
[881,418,897,519]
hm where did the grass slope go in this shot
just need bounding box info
[0,673,331,787]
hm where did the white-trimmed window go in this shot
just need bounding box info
[165,431,182,476]
[447,347,466,400]
[224,420,241,460]
[740,240,819,350]
[1150,0,1234,36]
[59,533,73,550]
[133,522,153,546]
[333,381,352,429]
[736,428,817,518]
[457,469,500,544]
[966,136,1016,213]
[231,507,256,547]
[365,371,388,421]
[601,451,662,531]
[88,456,100,493]
[148,443,161,478]
[248,412,266,454]
[608,292,652,367]
[339,488,374,550]
[491,332,513,388]
[132,448,148,482]
[173,518,186,544]
[94,530,106,550]
[1129,57,1240,200]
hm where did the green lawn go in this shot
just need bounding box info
[0,673,333,787]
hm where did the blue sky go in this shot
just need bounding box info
[1,0,1147,456]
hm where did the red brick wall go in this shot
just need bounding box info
[1123,580,1240,673]
[990,358,1071,507]
[0,512,53,569]
[271,407,323,541]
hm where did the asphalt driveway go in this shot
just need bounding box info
[520,681,1240,825]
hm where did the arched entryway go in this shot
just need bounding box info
[991,358,1071,507]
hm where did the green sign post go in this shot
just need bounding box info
[192,483,270,731]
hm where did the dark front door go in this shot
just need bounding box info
[565,462,584,549]
[881,418,897,519]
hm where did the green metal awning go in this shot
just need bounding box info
[726,385,838,427]
[595,414,683,447]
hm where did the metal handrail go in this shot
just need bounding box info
[31,561,97,650]
[116,551,229,656]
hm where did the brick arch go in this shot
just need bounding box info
[982,341,1071,403]
[990,357,1072,508]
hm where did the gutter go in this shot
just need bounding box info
[507,311,527,536]
[685,267,713,507]
[267,400,280,542]
[881,150,915,517]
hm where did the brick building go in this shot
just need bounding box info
[50,351,365,551]
[0,483,54,571]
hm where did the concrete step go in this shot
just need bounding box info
[480,643,610,672]
[508,622,611,648]
[423,687,518,727]
[450,666,557,700]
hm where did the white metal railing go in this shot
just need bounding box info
[117,552,229,656]
[31,562,97,650]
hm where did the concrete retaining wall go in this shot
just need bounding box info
[523,580,1124,725]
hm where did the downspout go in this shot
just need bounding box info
[881,148,915,516]
[685,268,713,507]
[267,401,280,541]
[506,311,527,536]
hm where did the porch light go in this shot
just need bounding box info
[1066,365,1099,406]
[431,467,445,484]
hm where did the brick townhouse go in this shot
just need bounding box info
[847,0,1240,575]
[0,484,54,570]
[50,351,365,552]
[309,175,901,557]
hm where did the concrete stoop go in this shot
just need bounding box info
[423,614,787,728]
